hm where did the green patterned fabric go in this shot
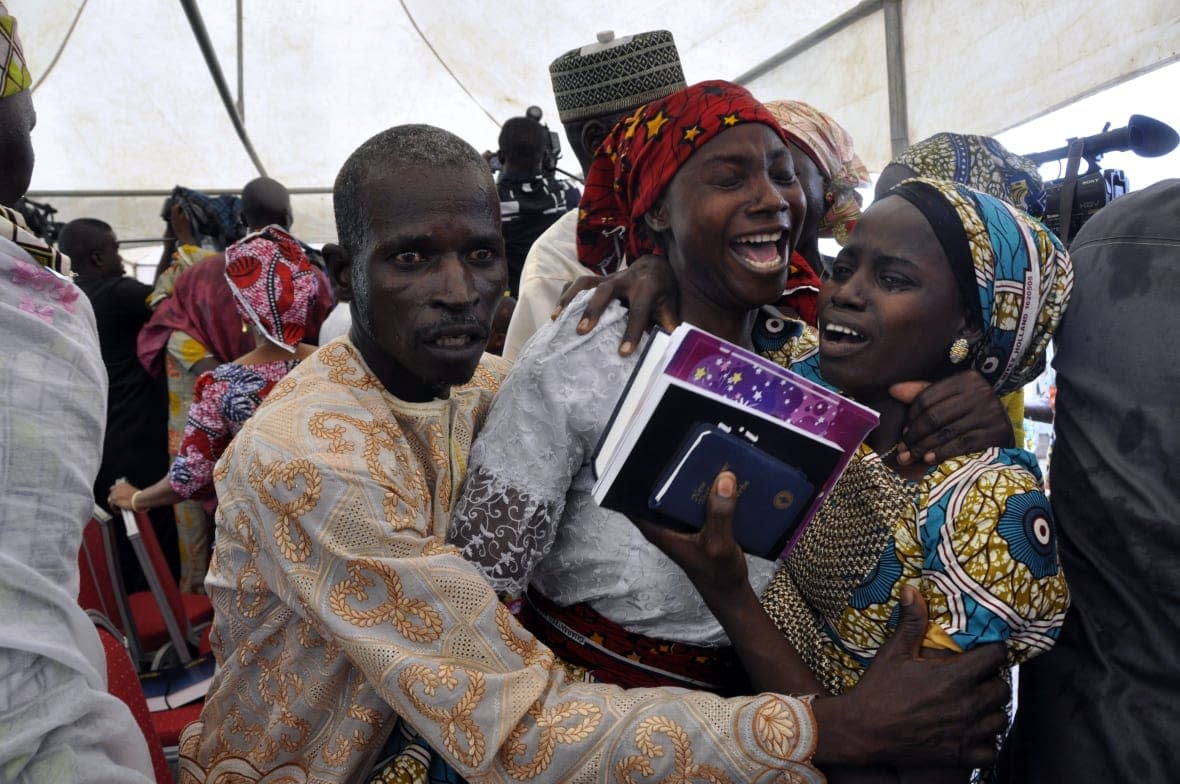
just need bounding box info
[0,7,32,98]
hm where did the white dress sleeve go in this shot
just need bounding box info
[450,292,639,596]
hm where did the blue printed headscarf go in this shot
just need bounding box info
[888,177,1072,395]
[894,133,1047,218]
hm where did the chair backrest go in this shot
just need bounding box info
[90,610,174,784]
[123,510,192,664]
[79,517,119,620]
[85,507,145,665]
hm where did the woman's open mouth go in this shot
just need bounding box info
[730,231,786,272]
[820,321,868,357]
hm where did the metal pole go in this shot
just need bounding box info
[883,0,910,158]
[27,187,333,198]
[236,0,244,122]
[178,0,267,176]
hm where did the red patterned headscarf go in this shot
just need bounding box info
[576,80,795,275]
[224,225,319,351]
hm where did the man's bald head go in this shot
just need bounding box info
[332,124,493,259]
[241,176,292,231]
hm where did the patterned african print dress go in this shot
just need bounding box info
[168,357,301,500]
[760,351,1069,695]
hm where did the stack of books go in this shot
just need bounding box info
[593,323,878,560]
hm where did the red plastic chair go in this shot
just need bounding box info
[79,517,120,620]
[122,510,213,666]
[80,509,145,665]
[91,610,176,784]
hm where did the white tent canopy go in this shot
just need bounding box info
[16,0,1180,245]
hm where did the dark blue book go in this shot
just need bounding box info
[649,423,817,558]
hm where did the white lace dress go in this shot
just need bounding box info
[449,293,777,646]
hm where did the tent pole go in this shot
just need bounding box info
[236,0,244,122]
[883,0,910,158]
[178,0,267,177]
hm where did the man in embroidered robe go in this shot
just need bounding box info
[178,124,1010,783]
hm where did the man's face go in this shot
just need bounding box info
[95,229,125,277]
[565,112,620,176]
[347,163,506,401]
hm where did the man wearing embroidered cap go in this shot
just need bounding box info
[502,29,687,360]
[0,4,156,779]
[549,29,687,174]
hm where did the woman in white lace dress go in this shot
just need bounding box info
[449,81,816,692]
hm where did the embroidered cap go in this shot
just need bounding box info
[549,30,686,124]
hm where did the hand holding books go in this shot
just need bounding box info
[629,470,751,603]
[592,323,878,560]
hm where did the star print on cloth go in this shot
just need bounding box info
[645,109,671,138]
[623,107,644,140]
[576,80,794,275]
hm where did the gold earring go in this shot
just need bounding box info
[948,338,970,364]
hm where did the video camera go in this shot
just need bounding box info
[525,105,563,175]
[14,196,63,244]
[1027,114,1177,243]
[1041,169,1128,240]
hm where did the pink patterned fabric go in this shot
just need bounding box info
[224,225,318,350]
[763,100,869,246]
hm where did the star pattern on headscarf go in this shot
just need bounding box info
[645,110,671,139]
[576,81,795,275]
[623,107,644,140]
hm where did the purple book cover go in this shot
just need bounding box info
[662,326,878,556]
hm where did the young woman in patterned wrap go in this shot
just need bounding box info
[643,176,1072,782]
